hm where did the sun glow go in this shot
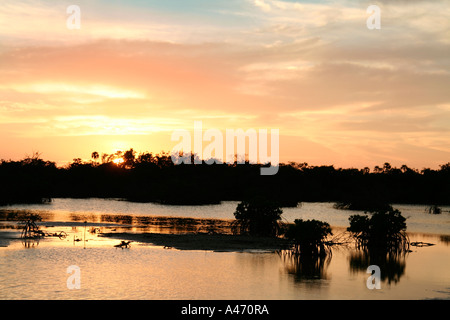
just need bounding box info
[113,158,124,165]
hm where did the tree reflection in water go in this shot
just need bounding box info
[348,248,407,285]
[440,235,450,246]
[21,238,40,248]
[279,250,331,283]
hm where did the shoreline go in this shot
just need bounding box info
[1,228,448,253]
[99,232,291,252]
[1,222,448,250]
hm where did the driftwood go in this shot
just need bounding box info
[114,240,132,248]
[21,223,67,240]
[20,214,67,240]
[45,231,68,239]
[21,218,43,239]
[410,241,435,247]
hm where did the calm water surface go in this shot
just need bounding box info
[0,199,449,300]
[2,198,449,234]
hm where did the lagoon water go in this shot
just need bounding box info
[1,199,449,300]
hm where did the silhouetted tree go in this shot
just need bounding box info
[91,151,99,165]
[232,198,283,237]
[347,207,409,252]
[136,152,154,164]
[285,219,332,256]
[426,205,441,214]
[383,162,392,173]
[123,148,136,169]
[21,214,43,239]
[70,158,83,168]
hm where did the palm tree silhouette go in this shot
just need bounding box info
[91,151,99,165]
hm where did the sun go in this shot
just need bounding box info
[113,158,124,165]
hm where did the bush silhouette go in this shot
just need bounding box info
[347,207,409,252]
[426,205,441,214]
[232,198,283,237]
[285,219,333,256]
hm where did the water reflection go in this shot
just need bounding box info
[101,214,133,225]
[348,249,407,285]
[97,214,234,234]
[440,235,450,245]
[1,209,234,235]
[69,213,98,223]
[0,209,54,222]
[21,238,40,248]
[279,250,331,283]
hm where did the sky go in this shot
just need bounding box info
[0,0,449,169]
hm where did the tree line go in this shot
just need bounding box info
[0,149,449,206]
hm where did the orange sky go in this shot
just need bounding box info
[1,0,449,169]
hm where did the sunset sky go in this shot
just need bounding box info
[1,0,449,169]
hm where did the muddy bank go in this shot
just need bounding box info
[100,232,291,252]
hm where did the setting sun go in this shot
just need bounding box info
[113,158,124,165]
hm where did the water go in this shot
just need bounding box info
[1,199,449,300]
[2,198,450,234]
